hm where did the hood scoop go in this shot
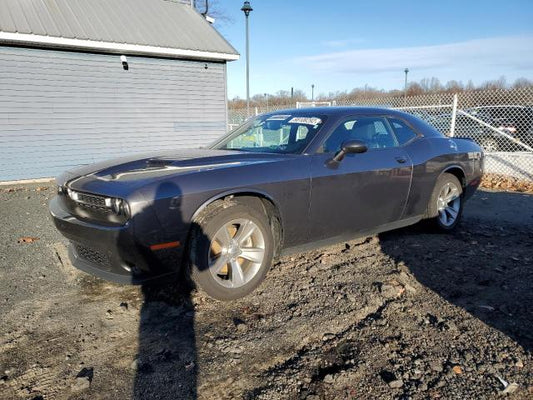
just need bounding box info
[65,149,287,188]
[146,158,174,166]
[92,156,249,183]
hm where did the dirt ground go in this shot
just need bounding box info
[0,183,532,400]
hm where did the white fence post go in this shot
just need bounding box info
[449,93,458,137]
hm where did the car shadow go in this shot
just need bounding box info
[378,190,533,353]
[129,181,209,400]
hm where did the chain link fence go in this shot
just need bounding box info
[228,87,533,181]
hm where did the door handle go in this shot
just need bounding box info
[395,157,407,164]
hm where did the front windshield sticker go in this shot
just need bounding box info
[288,117,322,125]
[267,115,291,121]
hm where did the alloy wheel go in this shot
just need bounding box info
[208,218,265,288]
[437,182,461,227]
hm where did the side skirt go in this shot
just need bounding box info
[280,215,423,257]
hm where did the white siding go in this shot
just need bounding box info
[0,46,227,180]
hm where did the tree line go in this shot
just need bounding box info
[229,76,533,108]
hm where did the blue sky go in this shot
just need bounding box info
[213,0,533,99]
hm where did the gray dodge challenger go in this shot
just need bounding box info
[50,107,483,300]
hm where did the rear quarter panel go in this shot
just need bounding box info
[403,137,482,218]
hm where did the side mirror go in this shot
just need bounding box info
[332,139,367,162]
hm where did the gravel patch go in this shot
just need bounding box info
[0,183,532,399]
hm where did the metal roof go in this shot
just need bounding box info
[0,0,239,61]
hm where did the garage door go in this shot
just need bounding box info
[0,46,228,181]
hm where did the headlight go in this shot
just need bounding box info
[112,198,120,213]
[111,198,131,218]
[67,187,79,201]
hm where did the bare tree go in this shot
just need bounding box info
[512,77,533,89]
[194,0,233,26]
[228,76,533,108]
[480,76,507,90]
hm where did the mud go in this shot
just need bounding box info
[0,183,532,399]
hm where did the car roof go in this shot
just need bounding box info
[263,106,444,138]
[265,106,408,117]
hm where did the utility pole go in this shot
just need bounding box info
[241,1,253,117]
[404,68,409,99]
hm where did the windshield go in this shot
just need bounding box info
[213,113,327,154]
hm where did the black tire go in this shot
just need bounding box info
[189,199,274,301]
[426,173,463,232]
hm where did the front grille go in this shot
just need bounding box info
[77,192,107,207]
[64,187,128,226]
[68,190,113,214]
[78,202,113,213]
[75,244,111,269]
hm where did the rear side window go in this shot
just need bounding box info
[388,118,418,145]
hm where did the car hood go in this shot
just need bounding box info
[59,148,295,195]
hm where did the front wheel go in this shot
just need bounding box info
[426,173,463,231]
[189,200,274,301]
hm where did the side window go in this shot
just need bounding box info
[388,118,418,145]
[322,116,398,153]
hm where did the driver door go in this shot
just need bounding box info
[309,115,413,241]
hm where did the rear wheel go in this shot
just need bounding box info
[189,200,274,301]
[427,173,463,231]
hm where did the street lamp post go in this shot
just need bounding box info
[311,84,315,101]
[404,68,409,99]
[241,1,253,117]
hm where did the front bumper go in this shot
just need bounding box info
[49,196,182,284]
